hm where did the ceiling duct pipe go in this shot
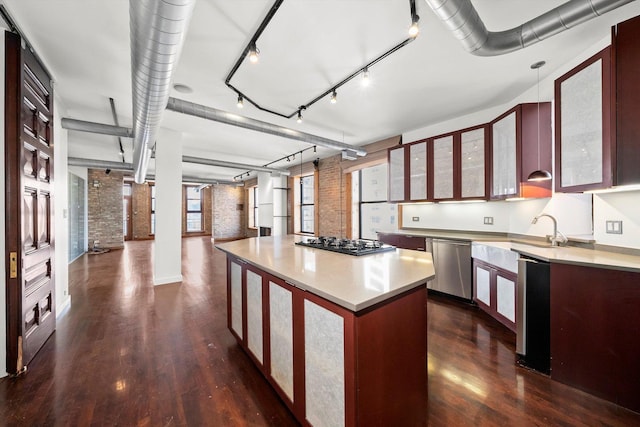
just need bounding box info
[181,155,291,176]
[130,0,196,184]
[67,157,241,186]
[166,97,368,157]
[424,0,634,56]
[61,118,133,138]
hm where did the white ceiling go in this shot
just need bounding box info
[5,0,640,181]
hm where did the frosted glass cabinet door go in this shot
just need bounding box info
[230,260,243,339]
[433,135,454,199]
[305,300,345,427]
[461,128,486,198]
[559,59,603,188]
[475,264,491,306]
[388,146,405,201]
[491,112,517,197]
[496,274,516,323]
[269,281,294,402]
[409,141,427,200]
[245,269,263,364]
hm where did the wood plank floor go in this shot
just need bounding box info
[1,236,638,426]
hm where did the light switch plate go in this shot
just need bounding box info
[605,220,623,234]
[483,216,494,225]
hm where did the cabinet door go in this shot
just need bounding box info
[269,278,294,403]
[555,47,612,192]
[388,146,406,202]
[409,141,427,201]
[461,127,486,199]
[496,272,516,325]
[229,259,243,339]
[474,262,491,307]
[433,135,454,200]
[246,268,264,364]
[304,299,345,427]
[491,111,518,198]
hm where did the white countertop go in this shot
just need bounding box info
[474,241,640,273]
[215,236,435,312]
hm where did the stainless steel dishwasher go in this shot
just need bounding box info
[425,238,472,300]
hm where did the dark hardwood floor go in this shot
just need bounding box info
[1,236,638,426]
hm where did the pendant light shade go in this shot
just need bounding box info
[527,60,552,183]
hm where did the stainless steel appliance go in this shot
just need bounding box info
[296,236,396,256]
[426,238,472,301]
[517,256,551,374]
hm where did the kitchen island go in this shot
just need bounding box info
[215,235,435,426]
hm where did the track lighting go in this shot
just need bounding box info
[313,146,316,153]
[237,95,244,109]
[330,90,337,104]
[297,110,303,123]
[286,156,291,162]
[248,43,259,63]
[362,67,370,86]
[408,16,420,38]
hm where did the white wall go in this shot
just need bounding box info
[593,190,640,248]
[154,128,183,285]
[54,93,71,317]
[0,30,7,378]
[400,33,640,249]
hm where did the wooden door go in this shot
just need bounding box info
[5,32,55,374]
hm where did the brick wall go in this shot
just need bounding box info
[317,154,348,237]
[87,169,124,249]
[212,185,245,239]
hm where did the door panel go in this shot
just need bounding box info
[5,32,55,373]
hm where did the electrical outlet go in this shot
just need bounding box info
[412,216,420,222]
[606,220,623,234]
[483,216,494,225]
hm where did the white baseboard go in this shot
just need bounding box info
[56,295,72,319]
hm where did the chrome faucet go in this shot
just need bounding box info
[532,213,568,247]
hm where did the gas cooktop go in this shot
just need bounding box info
[295,236,396,256]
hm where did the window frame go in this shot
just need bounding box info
[248,185,258,229]
[150,184,156,235]
[299,174,315,234]
[185,185,204,233]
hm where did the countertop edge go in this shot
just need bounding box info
[215,241,434,312]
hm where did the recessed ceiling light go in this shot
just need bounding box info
[173,83,193,94]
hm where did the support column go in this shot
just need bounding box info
[153,128,183,285]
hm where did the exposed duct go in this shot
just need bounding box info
[166,97,368,157]
[424,0,635,56]
[181,155,290,176]
[61,118,133,138]
[130,0,196,184]
[67,157,243,186]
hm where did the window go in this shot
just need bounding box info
[248,186,258,229]
[300,175,314,234]
[150,184,156,235]
[357,164,397,240]
[186,186,203,232]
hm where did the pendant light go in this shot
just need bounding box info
[528,60,552,182]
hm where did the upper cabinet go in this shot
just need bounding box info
[460,127,487,199]
[490,103,552,199]
[388,145,406,202]
[432,134,455,200]
[613,15,640,186]
[555,47,613,192]
[409,141,428,201]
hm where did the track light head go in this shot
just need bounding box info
[330,90,337,104]
[362,67,370,86]
[409,15,420,38]
[237,95,244,108]
[105,168,111,175]
[248,43,259,63]
[297,110,303,123]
